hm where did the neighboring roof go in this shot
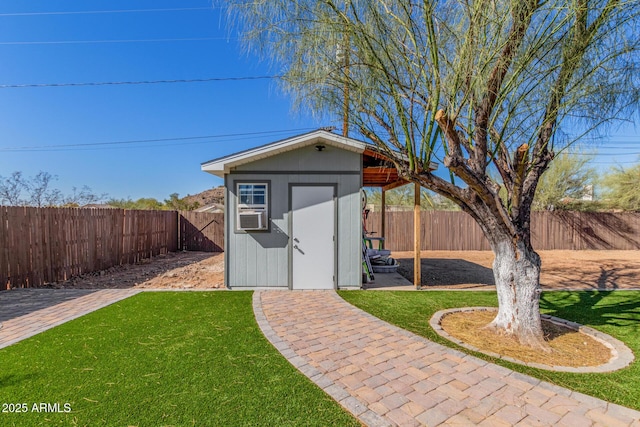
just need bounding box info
[195,203,224,213]
[201,129,367,177]
[82,204,118,209]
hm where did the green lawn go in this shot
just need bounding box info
[339,290,640,411]
[0,292,359,427]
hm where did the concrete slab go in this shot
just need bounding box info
[364,271,416,290]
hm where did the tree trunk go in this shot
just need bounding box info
[488,239,547,350]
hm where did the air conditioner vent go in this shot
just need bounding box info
[238,211,267,230]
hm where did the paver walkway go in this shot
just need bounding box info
[0,289,140,349]
[254,290,640,427]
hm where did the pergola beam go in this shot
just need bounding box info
[381,180,409,191]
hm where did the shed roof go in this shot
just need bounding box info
[201,129,364,177]
[201,129,436,189]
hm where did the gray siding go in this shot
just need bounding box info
[233,144,361,173]
[225,145,362,289]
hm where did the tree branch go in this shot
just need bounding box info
[527,0,620,203]
[473,1,538,174]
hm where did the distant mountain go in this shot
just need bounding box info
[182,186,225,208]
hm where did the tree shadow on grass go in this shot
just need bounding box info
[540,291,640,329]
[396,257,495,288]
[0,373,37,388]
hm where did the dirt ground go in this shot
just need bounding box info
[395,250,640,290]
[49,251,225,290]
[44,250,640,290]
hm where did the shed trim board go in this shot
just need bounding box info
[229,170,362,176]
[223,174,230,289]
[232,179,272,234]
[288,184,337,290]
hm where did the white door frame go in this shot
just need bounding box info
[289,184,337,290]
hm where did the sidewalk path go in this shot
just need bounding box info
[254,290,640,427]
[0,289,140,349]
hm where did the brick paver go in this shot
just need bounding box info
[254,290,640,427]
[0,289,140,349]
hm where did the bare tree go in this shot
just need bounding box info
[225,0,640,348]
[0,171,28,206]
[0,171,104,207]
[62,186,105,207]
[28,171,62,207]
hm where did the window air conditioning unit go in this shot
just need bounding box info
[238,210,267,230]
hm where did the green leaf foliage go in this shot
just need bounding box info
[533,151,595,210]
[601,161,640,211]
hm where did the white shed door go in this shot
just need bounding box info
[291,186,335,289]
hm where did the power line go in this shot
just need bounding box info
[0,76,282,89]
[592,161,640,165]
[0,37,228,46]
[573,152,640,156]
[0,128,316,152]
[0,7,215,17]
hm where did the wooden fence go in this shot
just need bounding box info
[178,212,224,252]
[364,211,640,251]
[2,206,638,289]
[0,207,178,290]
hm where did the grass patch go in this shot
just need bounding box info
[339,290,640,411]
[0,292,359,426]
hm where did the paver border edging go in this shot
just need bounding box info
[430,307,635,373]
[251,291,391,427]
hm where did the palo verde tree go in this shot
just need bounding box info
[601,160,640,210]
[224,1,640,348]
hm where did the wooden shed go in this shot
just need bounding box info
[201,129,423,290]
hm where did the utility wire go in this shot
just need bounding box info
[572,152,640,156]
[0,7,215,17]
[0,76,282,89]
[0,128,316,152]
[0,37,228,45]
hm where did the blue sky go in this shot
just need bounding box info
[0,1,637,202]
[0,0,323,201]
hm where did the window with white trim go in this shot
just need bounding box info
[236,183,269,231]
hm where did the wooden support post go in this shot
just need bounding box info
[414,183,421,289]
[380,188,386,249]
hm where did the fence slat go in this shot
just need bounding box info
[0,207,184,289]
[178,212,224,252]
[365,210,640,251]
